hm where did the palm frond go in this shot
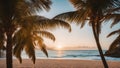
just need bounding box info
[24,38,36,64]
[13,38,26,63]
[54,9,90,28]
[70,0,120,12]
[103,14,120,27]
[33,35,48,57]
[69,0,85,9]
[39,19,71,32]
[13,28,29,63]
[107,29,120,37]
[28,0,52,11]
[111,14,120,27]
[14,0,52,18]
[13,28,28,45]
[39,43,48,57]
[108,35,120,51]
[106,7,120,14]
[13,42,25,63]
[34,31,55,41]
[54,11,78,22]
[19,15,71,32]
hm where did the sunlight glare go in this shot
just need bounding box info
[56,45,63,50]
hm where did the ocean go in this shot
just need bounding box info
[19,50,120,61]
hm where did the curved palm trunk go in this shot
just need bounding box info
[91,24,108,68]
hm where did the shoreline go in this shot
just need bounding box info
[1,57,120,61]
[0,59,120,68]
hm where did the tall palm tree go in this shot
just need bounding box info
[0,0,71,68]
[54,0,120,68]
[0,0,51,68]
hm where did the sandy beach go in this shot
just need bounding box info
[0,59,120,68]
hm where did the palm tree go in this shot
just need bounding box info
[54,0,120,68]
[13,15,71,64]
[0,0,71,68]
[0,0,51,68]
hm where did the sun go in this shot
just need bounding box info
[56,45,63,50]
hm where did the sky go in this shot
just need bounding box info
[38,0,120,50]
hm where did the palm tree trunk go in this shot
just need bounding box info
[6,32,13,68]
[91,24,108,68]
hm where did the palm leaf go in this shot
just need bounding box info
[24,38,36,64]
[19,15,71,32]
[39,19,71,32]
[103,14,120,28]
[38,43,48,57]
[108,35,120,51]
[106,7,120,14]
[54,9,90,28]
[14,0,52,19]
[70,0,120,12]
[13,28,30,63]
[28,0,52,11]
[13,42,25,63]
[107,29,120,37]
[69,0,85,9]
[54,11,78,22]
[34,31,55,41]
[33,35,48,57]
[111,14,120,27]
[33,34,48,57]
[107,29,120,51]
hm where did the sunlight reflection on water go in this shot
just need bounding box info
[56,50,64,58]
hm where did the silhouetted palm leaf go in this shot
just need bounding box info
[39,44,48,57]
[54,9,89,28]
[108,35,120,51]
[103,14,120,27]
[19,15,71,32]
[35,31,55,41]
[24,38,36,64]
[107,29,120,51]
[107,29,120,37]
[14,0,52,18]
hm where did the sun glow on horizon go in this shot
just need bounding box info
[55,45,63,50]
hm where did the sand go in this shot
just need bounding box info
[0,59,120,68]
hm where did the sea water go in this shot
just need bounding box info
[19,50,120,61]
